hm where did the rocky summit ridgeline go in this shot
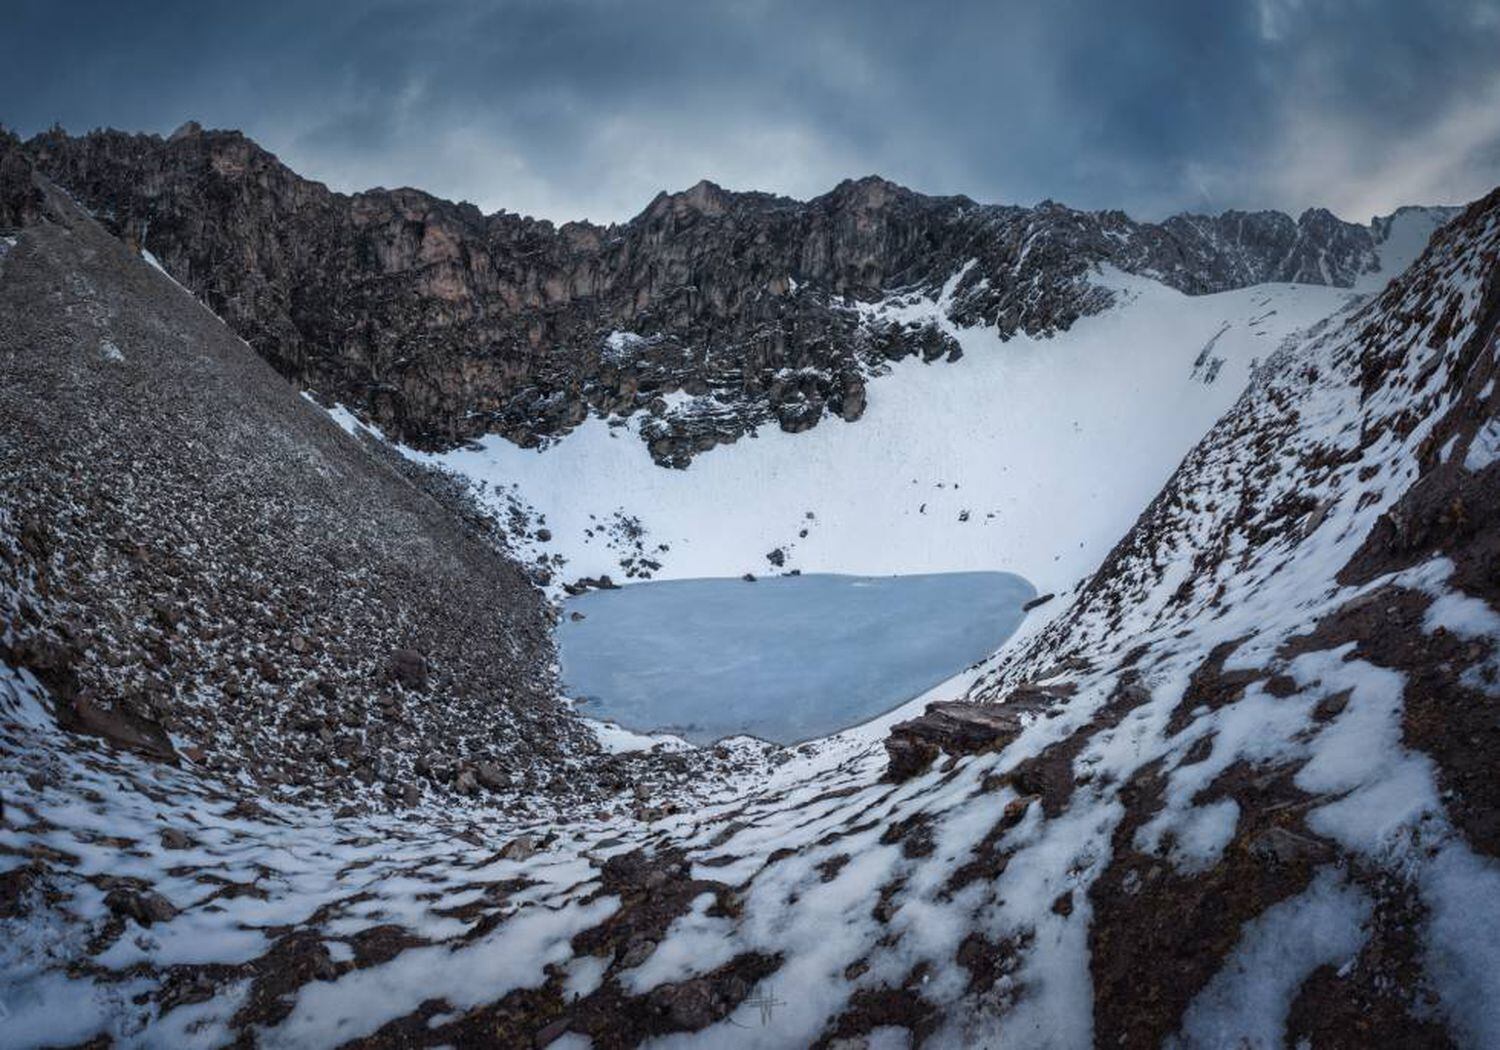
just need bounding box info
[17,122,1439,466]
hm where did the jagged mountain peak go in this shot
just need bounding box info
[651,176,733,216]
[167,118,204,141]
[820,173,927,208]
[11,124,1457,467]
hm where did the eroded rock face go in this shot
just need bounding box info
[25,125,1394,466]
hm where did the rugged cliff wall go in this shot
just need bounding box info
[25,123,1410,465]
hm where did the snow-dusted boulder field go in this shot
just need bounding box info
[2,125,1498,1048]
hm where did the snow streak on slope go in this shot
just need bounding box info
[398,271,1358,597]
[1360,205,1462,292]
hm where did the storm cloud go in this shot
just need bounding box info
[7,0,1500,223]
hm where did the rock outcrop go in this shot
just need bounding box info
[885,697,1054,780]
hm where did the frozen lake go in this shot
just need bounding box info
[557,571,1036,744]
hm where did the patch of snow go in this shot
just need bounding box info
[1464,418,1500,472]
[405,277,1354,598]
[603,330,648,363]
[619,892,735,992]
[1171,870,1371,1049]
[1358,207,1456,293]
[318,399,385,442]
[581,716,692,754]
[269,896,618,1047]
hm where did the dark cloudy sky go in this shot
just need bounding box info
[8,1,1500,224]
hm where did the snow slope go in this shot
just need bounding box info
[1360,205,1462,292]
[396,272,1359,598]
[339,209,1454,603]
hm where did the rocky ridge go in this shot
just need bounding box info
[20,123,1451,466]
[900,182,1500,1046]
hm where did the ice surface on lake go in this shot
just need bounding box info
[557,571,1035,744]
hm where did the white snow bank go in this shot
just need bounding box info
[403,273,1355,597]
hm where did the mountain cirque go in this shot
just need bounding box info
[20,122,1439,466]
[1,124,1499,1047]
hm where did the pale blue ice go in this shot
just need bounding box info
[557,571,1036,745]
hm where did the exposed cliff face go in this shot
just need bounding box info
[24,123,1433,466]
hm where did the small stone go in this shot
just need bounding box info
[659,979,714,1030]
[105,887,178,926]
[1000,797,1034,829]
[534,1017,572,1046]
[475,762,508,791]
[500,834,538,861]
[1249,826,1329,867]
[619,937,657,968]
[386,649,429,690]
[159,828,195,851]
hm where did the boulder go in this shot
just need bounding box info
[499,834,539,862]
[885,697,1055,780]
[386,649,429,690]
[60,692,177,761]
[105,886,178,926]
[454,768,478,796]
[475,762,508,792]
[159,828,196,850]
